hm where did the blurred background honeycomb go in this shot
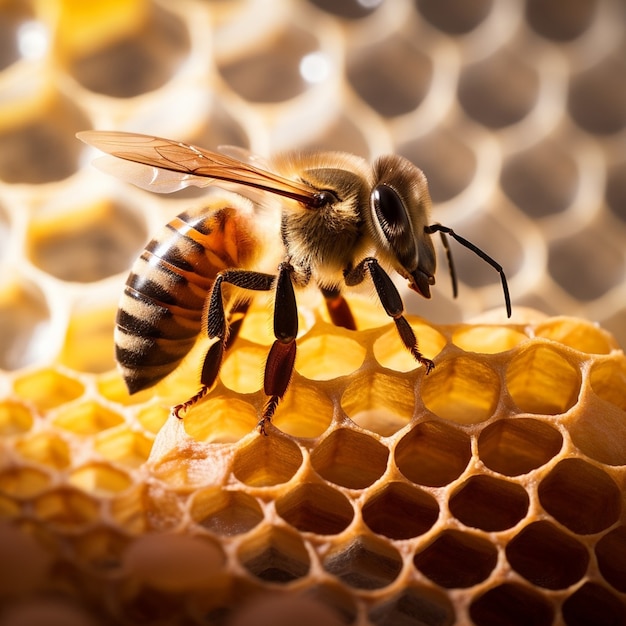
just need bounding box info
[0,0,625,625]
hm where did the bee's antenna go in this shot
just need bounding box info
[425,224,512,318]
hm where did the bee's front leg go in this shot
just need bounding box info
[173,269,275,418]
[260,262,299,435]
[344,258,434,373]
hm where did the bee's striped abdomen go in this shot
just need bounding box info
[115,206,254,394]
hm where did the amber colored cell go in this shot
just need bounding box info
[323,535,402,590]
[135,403,170,434]
[310,428,388,489]
[68,464,133,496]
[220,345,266,393]
[190,488,263,535]
[478,418,563,476]
[368,586,455,626]
[0,467,51,498]
[506,521,589,590]
[414,530,498,589]
[373,324,445,373]
[452,325,527,354]
[421,356,500,424]
[395,420,471,487]
[0,401,34,436]
[450,475,529,531]
[276,482,353,535]
[94,427,153,468]
[470,583,555,626]
[590,359,626,411]
[341,372,414,436]
[538,458,620,534]
[296,334,365,380]
[33,488,101,531]
[53,401,124,435]
[184,396,258,443]
[14,432,71,469]
[14,369,84,412]
[562,581,626,626]
[272,383,334,438]
[233,433,303,487]
[238,526,310,583]
[535,318,616,355]
[595,526,626,593]
[362,482,439,540]
[505,345,581,414]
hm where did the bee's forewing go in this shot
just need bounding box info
[77,131,318,205]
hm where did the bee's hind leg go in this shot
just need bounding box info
[173,271,275,418]
[321,285,356,331]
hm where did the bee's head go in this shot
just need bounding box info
[369,155,436,298]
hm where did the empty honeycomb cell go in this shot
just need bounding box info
[27,199,148,283]
[568,51,626,134]
[414,529,498,589]
[218,26,320,103]
[606,160,626,223]
[340,372,415,436]
[361,481,439,540]
[323,535,403,590]
[184,396,258,443]
[14,368,84,412]
[0,400,34,436]
[535,317,616,354]
[233,433,303,487]
[420,355,500,424]
[296,334,365,380]
[14,432,71,470]
[0,95,90,184]
[417,0,494,34]
[500,139,579,218]
[272,382,335,438]
[469,582,555,626]
[0,466,51,498]
[562,581,626,626]
[52,400,124,435]
[368,585,455,626]
[72,527,129,574]
[108,484,149,534]
[134,402,170,434]
[275,482,353,535]
[190,487,263,535]
[505,344,581,414]
[59,306,117,373]
[347,37,432,118]
[305,113,370,159]
[67,3,190,98]
[122,533,225,591]
[94,427,153,468]
[594,525,626,593]
[0,280,51,370]
[33,487,101,531]
[220,345,267,393]
[238,525,310,583]
[538,457,621,534]
[395,420,471,487]
[548,228,625,301]
[449,475,529,531]
[589,358,626,410]
[398,129,477,204]
[373,323,445,373]
[526,0,599,41]
[477,418,563,476]
[458,49,540,128]
[310,428,388,489]
[68,463,133,496]
[505,520,589,590]
[452,325,527,354]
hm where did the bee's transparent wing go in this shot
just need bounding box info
[77,130,319,206]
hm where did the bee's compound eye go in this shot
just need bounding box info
[371,184,412,242]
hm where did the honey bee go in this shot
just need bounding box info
[77,130,511,434]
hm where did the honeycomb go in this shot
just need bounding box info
[1,0,626,625]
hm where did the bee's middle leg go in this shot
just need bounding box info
[173,269,275,418]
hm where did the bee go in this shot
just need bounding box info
[77,131,511,434]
